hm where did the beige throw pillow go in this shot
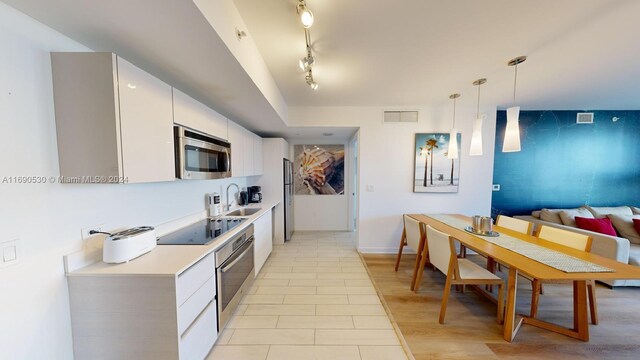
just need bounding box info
[531,210,541,219]
[559,208,594,227]
[632,207,640,215]
[540,208,584,224]
[607,214,640,244]
[586,206,633,218]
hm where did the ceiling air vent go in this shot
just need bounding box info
[576,112,594,124]
[383,110,418,123]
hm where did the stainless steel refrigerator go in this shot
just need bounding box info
[283,158,293,242]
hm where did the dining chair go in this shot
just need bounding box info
[425,225,505,325]
[487,216,534,281]
[530,225,597,325]
[395,215,431,291]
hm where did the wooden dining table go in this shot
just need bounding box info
[408,213,640,342]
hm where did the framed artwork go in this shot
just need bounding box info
[294,144,345,195]
[414,133,461,193]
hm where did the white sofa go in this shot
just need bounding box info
[515,205,640,287]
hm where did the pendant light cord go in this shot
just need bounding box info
[476,83,481,118]
[513,63,518,104]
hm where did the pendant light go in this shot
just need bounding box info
[469,78,486,156]
[447,93,460,160]
[503,56,526,152]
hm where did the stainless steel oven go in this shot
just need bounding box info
[215,224,254,330]
[175,125,231,180]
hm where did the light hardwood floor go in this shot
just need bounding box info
[363,253,640,360]
[208,232,409,360]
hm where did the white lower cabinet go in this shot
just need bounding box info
[67,253,217,360]
[253,210,273,276]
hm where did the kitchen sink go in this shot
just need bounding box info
[226,207,262,216]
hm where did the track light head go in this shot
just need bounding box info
[305,73,318,90]
[298,1,314,28]
[299,55,315,71]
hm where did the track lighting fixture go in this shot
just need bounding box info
[295,0,318,90]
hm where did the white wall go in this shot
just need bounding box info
[0,5,250,358]
[289,138,350,231]
[288,105,497,252]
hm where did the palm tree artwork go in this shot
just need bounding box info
[426,138,438,185]
[419,145,429,187]
[443,150,455,185]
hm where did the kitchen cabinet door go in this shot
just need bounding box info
[253,210,273,276]
[253,133,263,176]
[227,120,245,177]
[243,129,255,176]
[117,57,175,183]
[173,88,228,140]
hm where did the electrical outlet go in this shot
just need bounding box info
[81,224,105,249]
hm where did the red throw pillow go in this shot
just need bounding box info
[634,219,640,235]
[575,216,617,236]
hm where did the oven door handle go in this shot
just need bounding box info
[221,238,254,273]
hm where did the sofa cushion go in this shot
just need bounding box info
[628,246,640,267]
[540,208,572,224]
[575,216,617,236]
[632,207,640,215]
[559,208,594,227]
[607,214,640,245]
[531,210,541,219]
[586,206,633,218]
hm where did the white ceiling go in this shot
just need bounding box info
[234,0,640,110]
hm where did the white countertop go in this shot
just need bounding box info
[67,201,278,277]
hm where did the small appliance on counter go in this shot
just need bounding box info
[248,186,262,203]
[238,189,249,206]
[207,192,222,218]
[103,226,156,263]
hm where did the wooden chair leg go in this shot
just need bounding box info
[410,248,422,291]
[588,280,598,325]
[497,283,505,325]
[459,245,467,258]
[394,229,406,272]
[540,283,545,295]
[412,243,428,292]
[439,277,453,324]
[530,279,541,318]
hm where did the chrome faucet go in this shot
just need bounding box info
[225,183,240,211]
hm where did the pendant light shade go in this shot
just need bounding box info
[503,106,521,152]
[447,93,460,160]
[469,118,483,156]
[470,78,486,156]
[503,56,526,153]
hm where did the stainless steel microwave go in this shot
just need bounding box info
[174,125,231,180]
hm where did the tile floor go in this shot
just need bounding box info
[207,231,409,360]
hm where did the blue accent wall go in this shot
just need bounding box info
[491,110,640,217]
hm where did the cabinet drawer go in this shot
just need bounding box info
[179,300,217,360]
[177,275,216,335]
[176,253,214,306]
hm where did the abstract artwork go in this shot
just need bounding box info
[414,133,461,193]
[294,144,345,195]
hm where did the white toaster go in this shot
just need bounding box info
[103,226,157,264]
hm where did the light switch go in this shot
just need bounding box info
[4,245,16,262]
[1,239,20,268]
[492,184,501,191]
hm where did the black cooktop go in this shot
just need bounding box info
[156,218,247,245]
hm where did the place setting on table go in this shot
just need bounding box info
[405,213,640,342]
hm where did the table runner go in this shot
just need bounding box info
[426,214,613,273]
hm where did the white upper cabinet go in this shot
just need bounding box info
[172,87,227,140]
[253,133,263,176]
[51,52,175,184]
[243,129,255,176]
[227,120,245,177]
[117,57,175,183]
